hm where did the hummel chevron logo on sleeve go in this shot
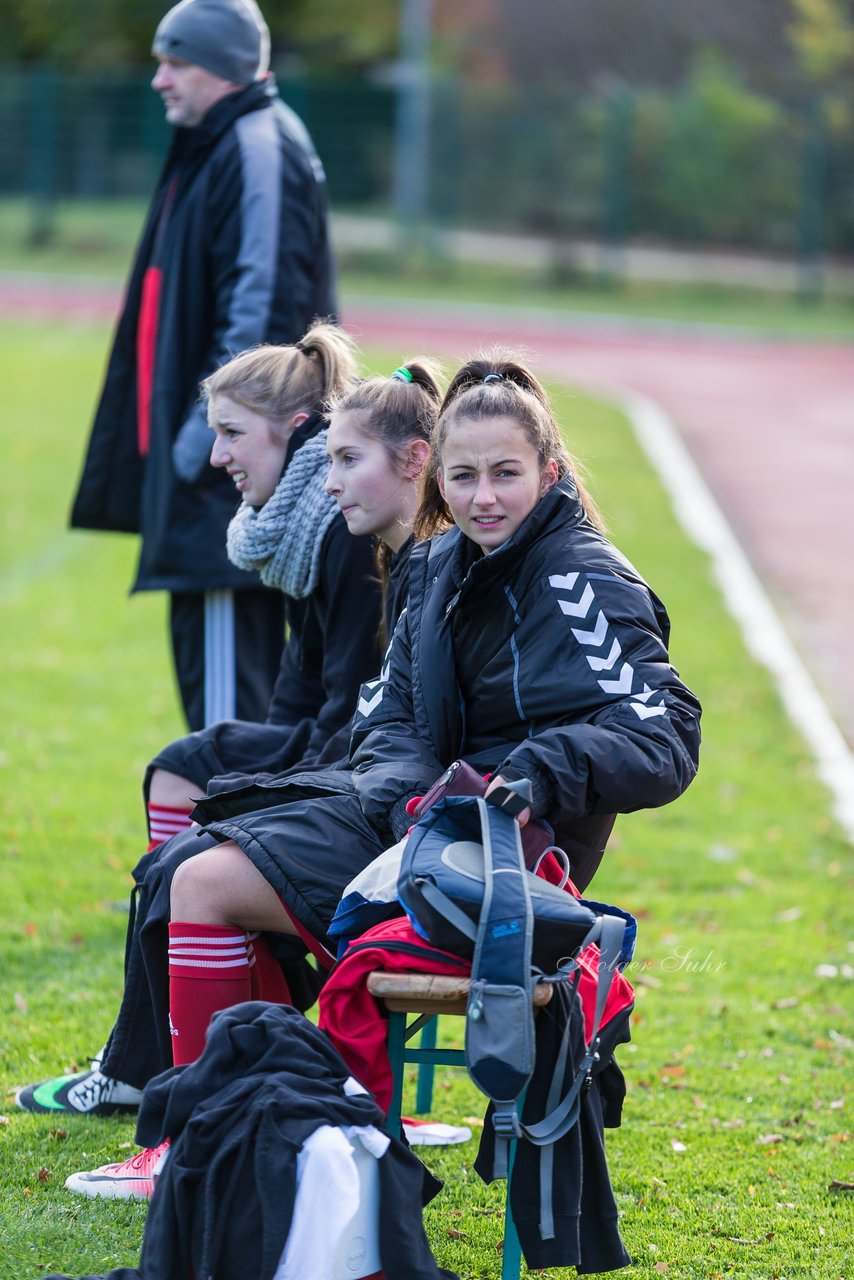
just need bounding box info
[357,681,385,718]
[356,620,400,719]
[570,610,609,647]
[585,637,621,671]
[548,573,668,719]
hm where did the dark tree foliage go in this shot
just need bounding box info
[0,0,397,68]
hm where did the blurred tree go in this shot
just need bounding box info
[787,0,854,84]
[0,0,400,68]
[0,0,165,66]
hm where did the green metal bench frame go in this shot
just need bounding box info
[367,972,553,1280]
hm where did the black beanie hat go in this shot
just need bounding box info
[152,0,270,85]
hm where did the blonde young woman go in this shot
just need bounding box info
[54,360,446,1199]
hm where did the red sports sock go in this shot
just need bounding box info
[147,802,194,851]
[167,922,251,1065]
[245,932,292,1004]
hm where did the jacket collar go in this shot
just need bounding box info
[170,77,273,159]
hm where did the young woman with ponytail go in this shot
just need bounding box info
[53,358,446,1198]
[15,332,418,1122]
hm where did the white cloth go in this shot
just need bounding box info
[273,1122,387,1280]
[341,837,408,904]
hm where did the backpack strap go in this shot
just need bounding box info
[464,798,535,1090]
[509,911,627,1238]
[464,791,538,1177]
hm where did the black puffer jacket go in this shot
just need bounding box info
[70,78,336,593]
[350,477,701,890]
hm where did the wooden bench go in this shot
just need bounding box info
[366,972,554,1280]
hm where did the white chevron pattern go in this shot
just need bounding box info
[550,571,669,720]
[548,572,580,591]
[571,610,608,647]
[598,662,634,695]
[632,703,667,719]
[586,637,621,672]
[356,635,394,720]
[557,582,594,618]
[357,683,385,718]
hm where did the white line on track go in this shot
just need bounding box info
[623,389,854,844]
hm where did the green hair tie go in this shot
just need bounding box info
[390,367,414,383]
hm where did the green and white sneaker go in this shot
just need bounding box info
[15,1068,143,1116]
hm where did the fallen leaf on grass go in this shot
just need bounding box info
[37,1168,50,1183]
[48,1129,68,1141]
[446,1228,469,1240]
[758,1134,785,1144]
[24,923,37,936]
[715,1231,775,1244]
[654,1264,669,1274]
[828,1179,854,1191]
[771,997,799,1010]
[461,1116,485,1128]
[0,1115,9,1126]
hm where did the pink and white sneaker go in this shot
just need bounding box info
[401,1117,472,1147]
[65,1139,170,1200]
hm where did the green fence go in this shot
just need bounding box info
[2,64,852,267]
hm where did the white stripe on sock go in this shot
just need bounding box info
[169,933,247,947]
[169,945,248,959]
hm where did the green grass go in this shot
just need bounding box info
[1,319,852,1279]
[2,196,854,339]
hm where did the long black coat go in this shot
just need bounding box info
[70,79,336,593]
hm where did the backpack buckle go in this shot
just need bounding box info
[492,1108,523,1140]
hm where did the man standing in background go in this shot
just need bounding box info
[71,0,336,730]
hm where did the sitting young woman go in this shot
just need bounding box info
[61,349,700,1201]
[16,337,434,1119]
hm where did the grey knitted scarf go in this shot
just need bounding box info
[226,430,338,598]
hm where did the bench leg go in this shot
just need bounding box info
[501,1163,523,1280]
[414,1016,437,1114]
[386,1010,406,1134]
